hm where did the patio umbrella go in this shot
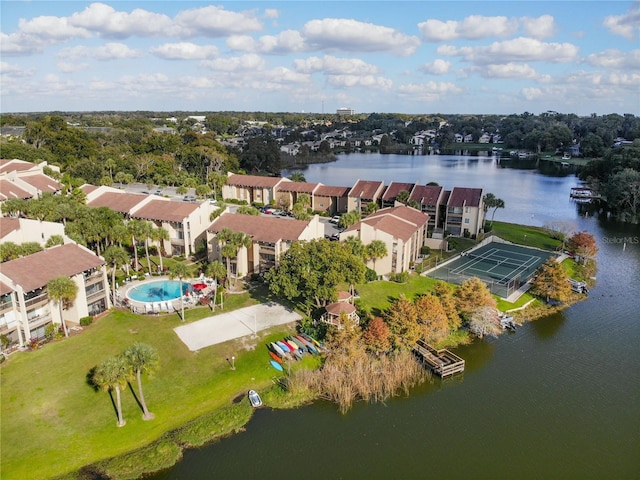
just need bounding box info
[192,283,207,291]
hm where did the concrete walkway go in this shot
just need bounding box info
[173,302,301,351]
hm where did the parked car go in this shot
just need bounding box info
[330,215,341,224]
[183,195,197,202]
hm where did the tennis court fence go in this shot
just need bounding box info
[429,266,523,298]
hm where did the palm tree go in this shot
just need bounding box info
[103,246,130,306]
[140,221,154,275]
[206,261,226,310]
[127,219,147,272]
[289,171,306,182]
[218,229,251,287]
[93,355,129,427]
[150,226,169,273]
[123,343,159,421]
[366,240,388,272]
[169,262,191,321]
[47,276,78,338]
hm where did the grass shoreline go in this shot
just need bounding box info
[1,222,591,480]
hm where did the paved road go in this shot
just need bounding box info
[173,302,301,351]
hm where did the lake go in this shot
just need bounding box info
[148,153,640,479]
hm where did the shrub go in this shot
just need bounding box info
[79,316,93,327]
[420,246,431,255]
[45,323,57,340]
[365,268,378,282]
[389,271,409,283]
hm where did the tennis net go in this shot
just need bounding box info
[465,253,530,269]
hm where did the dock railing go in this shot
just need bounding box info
[414,340,465,377]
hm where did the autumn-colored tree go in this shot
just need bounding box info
[454,277,496,321]
[384,294,420,349]
[414,294,449,343]
[432,281,462,331]
[362,317,391,354]
[530,258,572,302]
[325,314,365,367]
[567,230,598,264]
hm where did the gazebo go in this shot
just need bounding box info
[320,301,360,328]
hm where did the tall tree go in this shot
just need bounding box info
[366,240,388,272]
[530,259,572,302]
[384,294,420,350]
[217,229,252,286]
[414,293,449,343]
[289,171,306,182]
[567,230,598,264]
[127,219,147,272]
[47,276,78,338]
[483,193,505,226]
[150,226,169,273]
[93,355,129,427]
[169,262,191,321]
[123,343,159,421]
[361,316,391,355]
[103,246,130,305]
[454,277,496,321]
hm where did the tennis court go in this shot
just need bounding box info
[427,241,555,298]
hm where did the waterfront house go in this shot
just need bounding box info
[381,182,415,208]
[313,185,350,214]
[341,205,429,276]
[222,173,289,206]
[274,181,321,211]
[347,179,386,214]
[444,187,484,237]
[206,212,324,277]
[0,243,109,348]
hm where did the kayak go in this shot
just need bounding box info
[271,342,286,358]
[284,339,299,352]
[288,336,306,350]
[270,360,284,372]
[268,350,283,363]
[302,333,323,348]
[276,340,291,353]
[295,335,318,354]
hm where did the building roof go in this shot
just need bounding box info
[80,184,100,195]
[0,159,36,174]
[276,181,320,193]
[346,205,429,242]
[87,191,147,213]
[227,173,285,189]
[0,280,12,296]
[0,243,105,292]
[448,187,483,208]
[382,182,415,201]
[131,199,199,223]
[325,302,356,315]
[409,185,443,206]
[0,179,33,200]
[0,217,20,239]
[19,173,62,193]
[315,185,350,197]
[209,212,309,243]
[349,180,384,200]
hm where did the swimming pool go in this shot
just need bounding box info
[127,280,192,303]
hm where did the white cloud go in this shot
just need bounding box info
[603,3,640,40]
[255,30,307,54]
[522,87,543,100]
[294,55,380,75]
[327,75,392,89]
[0,61,36,77]
[302,18,420,56]
[57,61,90,73]
[438,37,579,65]
[173,5,263,37]
[58,42,143,61]
[421,59,451,75]
[397,81,463,101]
[18,15,91,41]
[520,15,556,39]
[264,9,279,20]
[150,43,219,60]
[200,54,267,72]
[585,49,640,70]
[69,3,175,38]
[481,63,539,79]
[419,15,518,41]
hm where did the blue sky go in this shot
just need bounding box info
[1,1,638,115]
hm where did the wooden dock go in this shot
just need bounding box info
[414,340,465,378]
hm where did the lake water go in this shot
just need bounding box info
[148,154,640,479]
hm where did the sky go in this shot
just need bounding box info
[1,1,639,115]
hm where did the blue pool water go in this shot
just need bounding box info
[127,280,191,303]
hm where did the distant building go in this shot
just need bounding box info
[336,107,355,116]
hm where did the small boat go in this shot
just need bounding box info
[276,340,291,353]
[271,342,286,358]
[284,339,299,352]
[268,350,283,363]
[270,360,284,372]
[292,349,303,360]
[288,336,307,350]
[296,335,318,354]
[248,390,262,407]
[301,333,324,350]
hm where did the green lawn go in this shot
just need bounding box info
[488,221,562,251]
[0,296,303,480]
